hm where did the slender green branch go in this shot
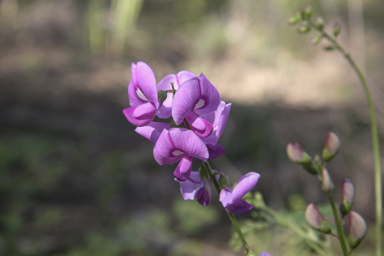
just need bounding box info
[203,161,251,254]
[308,20,382,256]
[263,206,333,256]
[328,194,348,256]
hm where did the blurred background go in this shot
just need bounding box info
[0,0,383,255]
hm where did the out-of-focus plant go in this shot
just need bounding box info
[289,5,381,256]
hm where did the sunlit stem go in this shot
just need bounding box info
[328,194,349,256]
[308,20,382,256]
[202,161,251,254]
[262,206,334,256]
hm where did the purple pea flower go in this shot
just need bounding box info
[123,62,160,126]
[157,71,197,119]
[202,101,232,158]
[153,128,209,181]
[172,73,221,138]
[175,171,212,206]
[220,172,260,215]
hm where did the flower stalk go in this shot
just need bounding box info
[306,19,382,256]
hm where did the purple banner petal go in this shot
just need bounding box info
[232,172,260,201]
[135,122,171,143]
[169,128,209,161]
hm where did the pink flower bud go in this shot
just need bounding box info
[321,168,334,193]
[349,211,367,249]
[287,143,311,164]
[340,178,354,216]
[333,22,341,37]
[305,204,331,234]
[322,132,340,162]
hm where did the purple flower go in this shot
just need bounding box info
[157,71,197,119]
[172,73,221,137]
[153,128,209,181]
[175,171,212,206]
[123,62,160,126]
[135,122,171,143]
[259,252,272,256]
[220,172,260,214]
[202,101,232,158]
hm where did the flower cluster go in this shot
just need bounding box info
[123,61,260,215]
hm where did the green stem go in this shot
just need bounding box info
[202,161,251,254]
[263,206,333,256]
[328,194,349,256]
[309,20,382,256]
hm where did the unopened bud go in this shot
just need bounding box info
[305,203,331,234]
[340,178,354,217]
[287,143,311,164]
[289,13,301,25]
[310,35,323,45]
[324,45,334,51]
[349,211,367,249]
[219,174,230,188]
[300,5,312,19]
[298,23,310,33]
[198,166,209,179]
[333,22,341,37]
[316,16,325,29]
[321,168,334,193]
[322,132,340,162]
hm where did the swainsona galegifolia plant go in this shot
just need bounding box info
[123,61,270,255]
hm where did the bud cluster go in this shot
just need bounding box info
[289,5,343,51]
[123,61,260,215]
[287,132,366,249]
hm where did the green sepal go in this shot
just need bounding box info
[340,200,352,217]
[317,220,331,234]
[322,148,337,162]
[218,174,230,189]
[157,90,168,104]
[302,161,318,175]
[198,166,209,179]
[349,234,363,249]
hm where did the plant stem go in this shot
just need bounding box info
[263,206,333,256]
[309,20,382,256]
[328,194,349,256]
[203,161,251,254]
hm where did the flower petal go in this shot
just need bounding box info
[168,128,209,161]
[225,199,253,215]
[122,102,157,127]
[194,73,221,116]
[156,92,173,118]
[128,62,158,108]
[153,129,182,165]
[206,143,225,159]
[232,172,260,201]
[135,122,171,143]
[196,181,211,206]
[185,112,213,138]
[174,155,193,181]
[175,171,203,200]
[158,74,177,91]
[219,187,233,207]
[172,78,201,125]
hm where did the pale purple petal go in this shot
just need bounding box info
[169,128,209,161]
[225,198,253,215]
[260,252,272,256]
[219,187,233,207]
[232,172,260,201]
[194,73,221,116]
[185,112,213,138]
[196,181,211,206]
[135,122,171,143]
[176,71,197,88]
[206,143,225,159]
[128,62,158,108]
[122,102,157,127]
[172,78,201,125]
[174,155,193,181]
[153,129,183,165]
[175,172,203,200]
[158,74,177,91]
[156,92,173,118]
[136,62,159,108]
